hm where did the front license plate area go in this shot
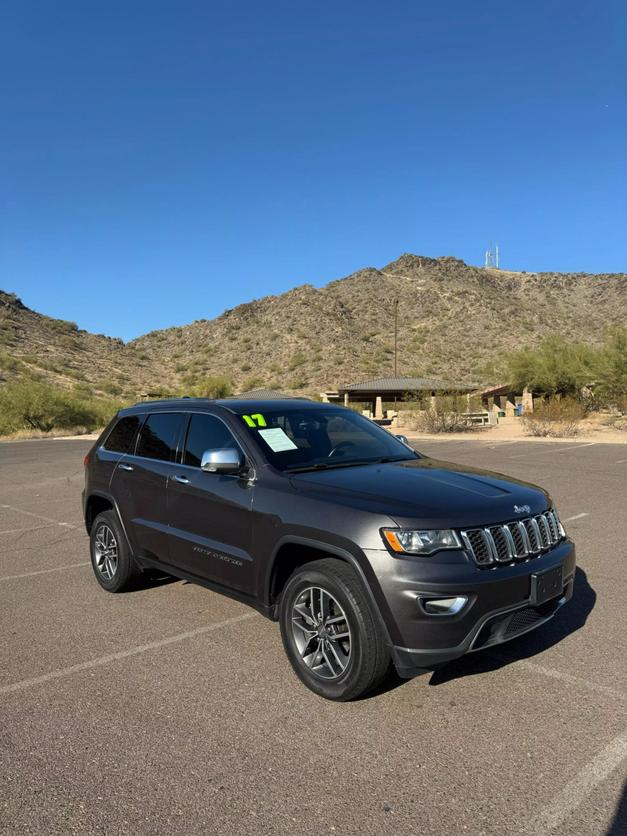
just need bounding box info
[530,565,563,606]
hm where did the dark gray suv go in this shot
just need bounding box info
[82,398,575,700]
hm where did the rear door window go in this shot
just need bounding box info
[183,414,240,467]
[135,413,184,462]
[104,415,141,454]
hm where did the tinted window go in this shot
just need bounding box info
[136,413,184,462]
[104,415,140,454]
[184,414,239,467]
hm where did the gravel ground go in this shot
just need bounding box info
[0,436,625,835]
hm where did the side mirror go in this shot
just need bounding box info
[201,448,243,474]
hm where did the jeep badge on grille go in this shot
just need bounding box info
[514,504,531,514]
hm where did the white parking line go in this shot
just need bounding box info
[528,728,627,834]
[508,442,597,459]
[488,441,520,449]
[0,524,59,535]
[0,612,258,695]
[0,562,90,582]
[616,459,627,464]
[564,512,589,523]
[554,442,597,453]
[511,657,626,703]
[0,503,80,530]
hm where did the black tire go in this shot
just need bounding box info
[89,510,141,593]
[279,558,391,701]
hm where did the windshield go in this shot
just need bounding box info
[235,406,418,472]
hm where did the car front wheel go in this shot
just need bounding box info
[279,558,391,701]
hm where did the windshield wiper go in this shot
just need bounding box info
[286,460,377,474]
[373,455,417,463]
[286,455,415,474]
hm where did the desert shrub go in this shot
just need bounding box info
[521,397,586,438]
[73,382,95,397]
[240,377,263,392]
[100,380,123,396]
[187,376,232,399]
[505,328,627,406]
[594,327,627,407]
[405,396,475,433]
[506,336,597,397]
[0,351,22,373]
[46,318,79,334]
[288,352,306,371]
[0,381,119,435]
[604,413,627,432]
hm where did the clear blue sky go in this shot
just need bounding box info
[1,1,625,340]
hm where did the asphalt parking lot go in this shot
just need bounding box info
[1,436,626,835]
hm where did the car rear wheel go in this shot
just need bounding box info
[90,510,140,592]
[279,558,391,701]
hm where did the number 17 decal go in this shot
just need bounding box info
[242,413,267,428]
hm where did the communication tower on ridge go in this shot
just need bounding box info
[484,243,499,269]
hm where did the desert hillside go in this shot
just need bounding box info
[1,254,625,399]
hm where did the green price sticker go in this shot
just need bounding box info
[242,413,267,428]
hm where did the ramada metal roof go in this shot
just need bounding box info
[339,376,476,393]
[230,388,309,400]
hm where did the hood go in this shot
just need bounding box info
[289,457,550,529]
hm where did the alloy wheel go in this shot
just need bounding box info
[290,586,352,679]
[93,523,119,581]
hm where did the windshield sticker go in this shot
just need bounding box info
[242,413,267,428]
[258,428,298,452]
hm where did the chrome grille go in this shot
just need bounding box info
[461,510,564,567]
[489,526,511,563]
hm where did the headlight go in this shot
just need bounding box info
[382,528,462,556]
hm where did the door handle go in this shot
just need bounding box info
[173,474,190,484]
[119,463,134,471]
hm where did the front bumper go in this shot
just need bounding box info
[364,539,576,677]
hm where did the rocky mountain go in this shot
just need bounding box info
[1,254,626,399]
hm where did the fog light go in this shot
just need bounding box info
[422,596,467,615]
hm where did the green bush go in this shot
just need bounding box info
[594,327,627,406]
[186,376,232,399]
[505,328,627,405]
[506,336,597,397]
[0,381,119,435]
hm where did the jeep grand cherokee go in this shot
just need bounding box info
[82,398,575,700]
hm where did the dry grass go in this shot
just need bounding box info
[403,396,477,434]
[522,398,586,438]
[0,425,102,441]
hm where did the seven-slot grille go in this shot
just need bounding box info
[460,510,563,566]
